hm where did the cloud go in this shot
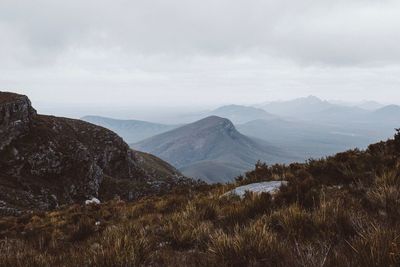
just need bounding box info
[2,0,400,65]
[0,0,400,111]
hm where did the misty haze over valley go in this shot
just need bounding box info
[82,95,400,182]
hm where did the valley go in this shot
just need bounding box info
[84,96,400,183]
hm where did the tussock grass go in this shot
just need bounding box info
[2,131,400,266]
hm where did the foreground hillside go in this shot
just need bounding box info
[1,130,400,266]
[0,92,188,213]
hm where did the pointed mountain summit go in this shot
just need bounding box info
[134,116,296,183]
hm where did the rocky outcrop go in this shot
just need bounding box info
[0,93,36,150]
[222,181,288,198]
[0,91,186,211]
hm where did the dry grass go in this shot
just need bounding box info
[1,133,400,266]
[209,223,288,267]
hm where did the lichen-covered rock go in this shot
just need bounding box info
[0,91,187,211]
[85,197,101,205]
[222,181,288,198]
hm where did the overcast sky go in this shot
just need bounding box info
[1,0,400,116]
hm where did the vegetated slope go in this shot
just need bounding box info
[179,160,246,184]
[134,116,297,183]
[1,131,400,266]
[209,104,277,124]
[81,115,178,143]
[0,92,187,213]
[132,151,185,183]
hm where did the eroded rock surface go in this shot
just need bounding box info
[0,91,186,211]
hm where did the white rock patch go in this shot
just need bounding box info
[85,197,101,205]
[224,181,287,198]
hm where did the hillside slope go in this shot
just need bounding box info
[134,116,297,182]
[1,131,400,266]
[0,92,185,212]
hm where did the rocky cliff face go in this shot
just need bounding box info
[0,93,36,150]
[0,92,186,213]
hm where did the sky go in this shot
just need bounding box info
[1,0,400,118]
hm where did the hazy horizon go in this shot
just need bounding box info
[25,94,392,123]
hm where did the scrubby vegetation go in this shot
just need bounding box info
[1,132,400,266]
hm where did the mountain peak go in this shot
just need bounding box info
[0,91,37,150]
[0,91,36,114]
[0,91,28,104]
[303,95,324,103]
[197,116,238,135]
[135,116,290,182]
[195,115,233,127]
[183,116,236,134]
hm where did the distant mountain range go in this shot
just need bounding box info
[236,118,376,159]
[257,96,400,126]
[133,116,297,183]
[81,105,279,144]
[209,105,277,124]
[369,105,400,124]
[242,98,400,157]
[256,96,373,123]
[3,92,399,208]
[257,96,335,118]
[82,116,179,143]
[318,99,384,111]
[81,96,400,183]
